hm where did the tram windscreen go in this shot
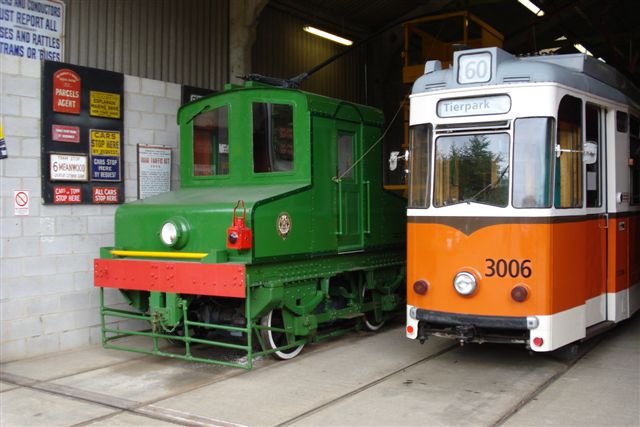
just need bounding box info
[434,133,510,207]
[193,106,229,176]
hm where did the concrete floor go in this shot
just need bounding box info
[1,316,638,427]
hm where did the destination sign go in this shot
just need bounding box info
[437,95,511,118]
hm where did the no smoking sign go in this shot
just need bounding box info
[14,191,30,216]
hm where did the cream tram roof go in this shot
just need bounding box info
[412,47,640,110]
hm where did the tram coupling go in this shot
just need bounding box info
[455,324,476,344]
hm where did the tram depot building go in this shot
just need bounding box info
[1,1,639,426]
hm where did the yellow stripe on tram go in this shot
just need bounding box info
[110,250,208,260]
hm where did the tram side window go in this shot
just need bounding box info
[555,95,583,208]
[585,104,602,207]
[193,106,229,176]
[631,115,640,205]
[409,124,432,208]
[253,103,294,173]
[513,118,553,208]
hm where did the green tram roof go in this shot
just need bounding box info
[178,81,384,126]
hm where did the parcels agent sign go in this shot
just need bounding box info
[53,69,81,114]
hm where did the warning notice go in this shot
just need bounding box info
[90,91,121,118]
[0,0,65,61]
[53,185,81,204]
[138,145,171,199]
[90,129,120,156]
[14,190,29,215]
[92,187,119,203]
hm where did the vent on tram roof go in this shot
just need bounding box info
[436,120,511,132]
[424,82,446,90]
[503,75,531,83]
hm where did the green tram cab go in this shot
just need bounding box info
[95,82,406,368]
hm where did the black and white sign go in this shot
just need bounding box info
[137,145,171,199]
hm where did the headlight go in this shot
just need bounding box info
[159,217,189,248]
[453,271,477,296]
[160,222,178,246]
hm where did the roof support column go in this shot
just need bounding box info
[229,0,269,84]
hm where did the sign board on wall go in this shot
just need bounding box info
[0,0,65,61]
[41,60,124,204]
[181,85,216,105]
[137,145,171,199]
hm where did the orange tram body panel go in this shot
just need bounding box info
[405,47,640,352]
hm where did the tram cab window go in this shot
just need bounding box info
[585,104,602,207]
[513,118,554,208]
[253,103,294,173]
[193,106,229,176]
[409,124,432,208]
[631,115,640,205]
[434,132,510,207]
[555,95,583,208]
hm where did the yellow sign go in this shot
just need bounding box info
[90,91,121,118]
[90,130,121,156]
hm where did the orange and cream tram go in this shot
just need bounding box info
[404,47,639,351]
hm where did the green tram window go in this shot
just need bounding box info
[408,124,432,208]
[192,106,229,176]
[555,95,582,208]
[513,118,554,208]
[253,103,294,173]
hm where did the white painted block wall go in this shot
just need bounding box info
[0,54,182,361]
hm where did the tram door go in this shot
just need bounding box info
[336,128,364,251]
[585,103,608,325]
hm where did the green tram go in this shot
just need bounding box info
[95,81,406,368]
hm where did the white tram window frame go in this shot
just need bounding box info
[585,103,604,208]
[555,95,584,209]
[630,115,640,205]
[408,123,432,208]
[512,117,554,209]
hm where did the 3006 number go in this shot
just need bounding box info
[485,259,532,278]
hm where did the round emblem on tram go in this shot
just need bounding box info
[276,212,291,239]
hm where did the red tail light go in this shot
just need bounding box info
[532,337,543,347]
[413,280,429,295]
[511,285,529,302]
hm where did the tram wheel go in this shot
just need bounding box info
[260,308,305,360]
[362,287,385,331]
